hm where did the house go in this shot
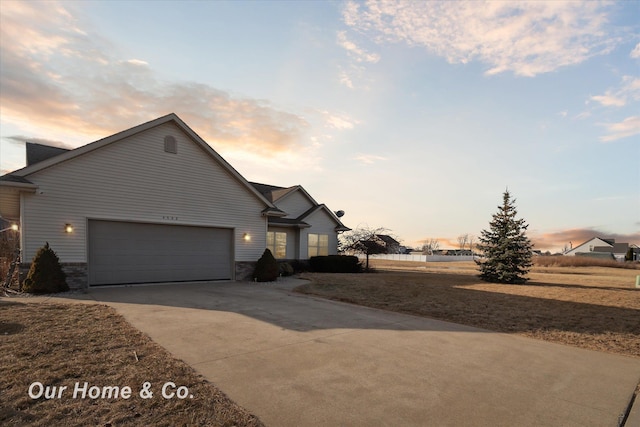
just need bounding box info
[250,182,350,261]
[564,237,636,261]
[375,234,401,254]
[0,114,348,289]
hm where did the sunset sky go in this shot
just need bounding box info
[1,1,639,252]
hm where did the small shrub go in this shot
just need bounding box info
[253,249,279,282]
[278,262,294,277]
[289,260,310,273]
[22,242,69,294]
[309,255,362,273]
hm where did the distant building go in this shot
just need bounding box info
[564,237,638,261]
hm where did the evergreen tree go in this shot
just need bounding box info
[476,190,533,284]
[253,248,279,282]
[23,242,69,293]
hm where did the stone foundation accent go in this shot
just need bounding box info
[61,263,88,290]
[19,262,88,292]
[235,261,257,281]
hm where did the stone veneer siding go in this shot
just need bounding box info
[235,261,257,281]
[19,261,256,289]
[20,262,88,291]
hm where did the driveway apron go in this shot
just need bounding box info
[74,280,640,427]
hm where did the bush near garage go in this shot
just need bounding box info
[254,249,279,282]
[309,255,362,273]
[22,242,69,294]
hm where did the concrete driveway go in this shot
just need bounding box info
[59,279,639,426]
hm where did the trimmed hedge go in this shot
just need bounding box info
[309,255,362,273]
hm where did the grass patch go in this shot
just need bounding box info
[297,261,640,358]
[0,301,263,427]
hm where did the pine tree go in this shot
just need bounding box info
[22,242,69,293]
[476,190,533,284]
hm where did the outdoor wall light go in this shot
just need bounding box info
[64,224,74,233]
[243,233,251,242]
[0,223,19,233]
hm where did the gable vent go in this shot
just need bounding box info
[164,135,177,154]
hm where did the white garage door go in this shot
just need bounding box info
[88,220,232,285]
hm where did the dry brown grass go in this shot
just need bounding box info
[0,301,264,427]
[533,256,640,269]
[297,260,640,358]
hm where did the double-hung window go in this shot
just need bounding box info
[267,231,287,259]
[308,233,329,257]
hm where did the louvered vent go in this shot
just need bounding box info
[164,135,177,154]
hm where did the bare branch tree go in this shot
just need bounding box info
[457,234,469,254]
[339,226,391,271]
[421,238,440,255]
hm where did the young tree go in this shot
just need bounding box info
[340,226,390,271]
[476,190,533,284]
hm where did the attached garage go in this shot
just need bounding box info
[1,114,283,289]
[88,220,233,286]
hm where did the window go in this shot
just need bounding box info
[267,231,287,259]
[308,233,329,257]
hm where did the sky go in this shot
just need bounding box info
[1,0,639,252]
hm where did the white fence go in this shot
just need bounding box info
[359,254,475,262]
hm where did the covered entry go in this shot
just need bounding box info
[88,220,232,285]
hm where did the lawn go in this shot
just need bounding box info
[0,301,264,427]
[296,260,640,358]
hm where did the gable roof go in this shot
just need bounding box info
[250,182,350,232]
[1,114,284,215]
[376,234,400,247]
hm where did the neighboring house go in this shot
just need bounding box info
[564,237,635,261]
[564,238,614,256]
[0,114,348,289]
[375,234,401,254]
[251,182,350,261]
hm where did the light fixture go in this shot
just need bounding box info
[0,223,19,233]
[65,224,74,233]
[243,233,251,242]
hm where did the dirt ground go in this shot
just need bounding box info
[297,260,640,358]
[0,301,264,427]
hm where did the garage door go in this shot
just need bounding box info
[88,220,232,285]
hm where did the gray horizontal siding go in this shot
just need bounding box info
[300,209,340,258]
[22,122,266,264]
[278,191,314,218]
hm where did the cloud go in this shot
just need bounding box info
[5,135,75,150]
[599,116,640,142]
[590,94,626,107]
[337,31,380,63]
[631,43,640,59]
[0,1,310,157]
[343,1,623,77]
[318,110,358,130]
[354,154,387,164]
[591,76,640,107]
